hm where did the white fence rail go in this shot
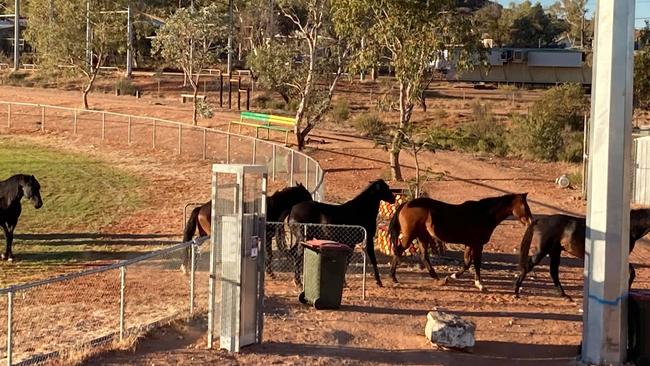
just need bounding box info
[0,101,325,201]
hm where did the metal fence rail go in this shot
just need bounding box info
[0,101,325,201]
[0,237,210,366]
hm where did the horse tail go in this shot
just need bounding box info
[389,202,407,253]
[183,206,202,243]
[518,220,537,271]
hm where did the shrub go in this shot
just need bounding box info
[330,99,350,122]
[510,83,587,161]
[353,113,386,139]
[196,100,214,119]
[115,77,136,96]
[254,93,272,109]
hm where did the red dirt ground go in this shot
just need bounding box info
[0,85,646,366]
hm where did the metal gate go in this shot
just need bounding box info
[207,164,267,352]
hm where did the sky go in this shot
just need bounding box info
[497,0,650,28]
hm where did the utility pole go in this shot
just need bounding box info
[86,0,92,72]
[126,3,133,78]
[227,0,233,75]
[582,0,635,363]
[13,0,19,71]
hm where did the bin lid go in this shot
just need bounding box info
[301,239,352,252]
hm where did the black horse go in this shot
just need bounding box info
[0,174,43,261]
[514,209,650,300]
[182,183,313,276]
[287,179,396,287]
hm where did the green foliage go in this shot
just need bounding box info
[424,103,509,157]
[115,77,136,96]
[26,0,126,107]
[330,99,350,122]
[635,23,650,109]
[510,83,587,161]
[353,113,386,139]
[247,43,298,104]
[153,4,228,124]
[196,100,214,119]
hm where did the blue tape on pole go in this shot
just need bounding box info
[587,293,628,306]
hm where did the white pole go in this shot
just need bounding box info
[86,0,92,72]
[227,0,233,75]
[582,0,635,364]
[126,3,133,78]
[13,0,19,71]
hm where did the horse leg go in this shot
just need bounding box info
[442,246,472,285]
[471,246,486,291]
[549,247,570,301]
[0,224,12,261]
[366,232,383,288]
[514,240,553,297]
[390,243,405,284]
[417,233,439,280]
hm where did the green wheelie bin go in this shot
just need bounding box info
[298,240,351,310]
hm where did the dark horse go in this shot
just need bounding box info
[0,174,43,261]
[182,183,313,275]
[287,179,396,287]
[514,209,650,300]
[389,193,533,291]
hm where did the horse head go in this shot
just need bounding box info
[512,193,532,226]
[370,179,396,204]
[21,175,43,209]
[293,182,313,203]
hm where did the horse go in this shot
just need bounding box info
[513,209,650,300]
[0,174,43,261]
[388,193,533,291]
[182,183,313,276]
[286,179,396,288]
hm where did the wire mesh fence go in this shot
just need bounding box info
[0,101,325,202]
[0,238,209,366]
[265,222,368,300]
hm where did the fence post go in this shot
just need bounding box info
[101,112,106,140]
[7,291,12,366]
[226,134,231,164]
[178,123,182,155]
[202,129,207,160]
[272,145,276,181]
[73,110,77,135]
[152,119,156,149]
[252,139,257,164]
[127,116,132,144]
[190,243,196,316]
[6,103,10,129]
[119,266,126,341]
[40,106,45,132]
[289,150,295,186]
[305,156,309,186]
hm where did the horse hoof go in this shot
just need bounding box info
[7,257,13,263]
[376,281,384,288]
[474,281,486,292]
[439,278,449,286]
[450,273,458,279]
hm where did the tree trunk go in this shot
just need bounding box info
[192,84,198,125]
[390,149,402,181]
[82,88,90,110]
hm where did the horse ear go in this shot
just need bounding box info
[523,192,528,197]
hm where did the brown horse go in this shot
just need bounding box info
[389,193,533,291]
[514,209,650,300]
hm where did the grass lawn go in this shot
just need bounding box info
[0,137,163,285]
[0,137,145,233]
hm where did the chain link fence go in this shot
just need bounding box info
[0,101,325,202]
[0,238,210,366]
[265,222,368,300]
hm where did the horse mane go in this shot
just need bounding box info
[343,179,387,207]
[471,193,520,217]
